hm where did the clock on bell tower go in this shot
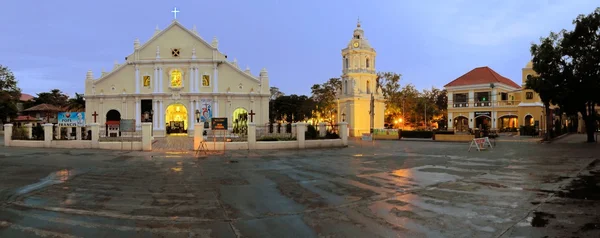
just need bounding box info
[338,19,385,137]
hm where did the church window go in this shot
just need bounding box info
[238,83,243,89]
[143,76,151,87]
[366,58,370,68]
[202,75,210,87]
[171,48,180,57]
[344,80,348,94]
[366,81,371,94]
[344,57,349,69]
[170,69,183,87]
[526,92,533,99]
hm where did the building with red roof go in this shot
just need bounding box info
[444,63,545,134]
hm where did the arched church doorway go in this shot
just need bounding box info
[232,108,248,135]
[165,103,188,135]
[454,116,469,133]
[105,110,121,137]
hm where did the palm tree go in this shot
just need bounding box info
[67,93,85,112]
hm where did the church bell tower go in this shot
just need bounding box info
[338,19,385,137]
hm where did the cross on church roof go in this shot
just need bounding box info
[171,7,180,19]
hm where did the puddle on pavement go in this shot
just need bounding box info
[390,166,462,187]
[14,169,79,196]
[530,211,555,227]
[556,172,600,200]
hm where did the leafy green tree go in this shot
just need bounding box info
[269,87,284,101]
[310,78,341,124]
[528,31,564,141]
[67,93,86,112]
[530,7,600,142]
[26,89,69,108]
[271,94,315,123]
[376,72,402,123]
[0,65,21,123]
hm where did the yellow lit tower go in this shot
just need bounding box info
[338,19,385,137]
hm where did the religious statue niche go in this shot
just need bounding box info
[170,69,183,88]
[202,75,210,87]
[143,75,151,87]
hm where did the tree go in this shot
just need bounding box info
[528,31,564,142]
[270,94,315,123]
[377,72,402,123]
[530,7,600,142]
[67,93,86,112]
[0,65,21,122]
[28,89,69,108]
[269,87,284,101]
[310,78,341,124]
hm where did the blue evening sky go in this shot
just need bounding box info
[1,0,598,97]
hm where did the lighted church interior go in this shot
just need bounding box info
[165,104,187,134]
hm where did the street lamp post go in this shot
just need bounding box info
[490,83,495,132]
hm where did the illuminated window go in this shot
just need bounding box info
[202,75,210,87]
[170,69,182,87]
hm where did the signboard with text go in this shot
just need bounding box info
[58,112,86,127]
[211,117,228,130]
[475,111,491,117]
[120,119,136,132]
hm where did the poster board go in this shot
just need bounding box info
[120,119,136,132]
[468,137,493,151]
[361,133,373,141]
[211,118,228,130]
[58,112,86,127]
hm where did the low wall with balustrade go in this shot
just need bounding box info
[4,123,153,151]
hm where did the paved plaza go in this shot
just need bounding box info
[0,134,599,237]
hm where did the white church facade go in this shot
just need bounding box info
[84,19,270,137]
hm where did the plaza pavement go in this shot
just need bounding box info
[0,135,598,237]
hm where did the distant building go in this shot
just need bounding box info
[444,63,547,133]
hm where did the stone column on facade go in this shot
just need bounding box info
[189,99,195,136]
[213,96,219,117]
[141,122,152,151]
[135,98,141,130]
[195,68,200,91]
[247,123,256,150]
[469,111,475,129]
[153,67,158,93]
[448,112,454,130]
[135,66,140,94]
[468,90,474,106]
[159,67,164,93]
[189,67,195,93]
[25,123,33,139]
[3,124,12,147]
[90,123,99,148]
[159,100,164,129]
[153,100,158,129]
[213,63,219,93]
[43,123,53,148]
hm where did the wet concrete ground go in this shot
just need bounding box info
[0,135,599,238]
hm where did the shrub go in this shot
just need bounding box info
[32,124,44,140]
[324,131,340,139]
[433,130,454,135]
[11,126,28,140]
[305,124,318,139]
[519,125,536,136]
[401,130,433,138]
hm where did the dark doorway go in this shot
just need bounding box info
[141,100,153,123]
[106,109,121,137]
